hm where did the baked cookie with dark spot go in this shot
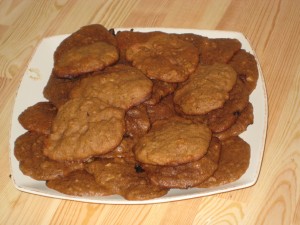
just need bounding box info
[214,103,254,140]
[126,33,199,82]
[229,49,259,93]
[144,137,221,189]
[134,117,212,166]
[18,102,57,134]
[198,136,250,187]
[70,64,153,110]
[43,97,125,161]
[85,158,168,200]
[174,64,237,115]
[207,78,250,132]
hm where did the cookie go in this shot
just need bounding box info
[125,104,150,138]
[207,77,250,132]
[126,33,199,82]
[54,24,118,78]
[134,117,212,166]
[14,131,42,161]
[98,137,135,159]
[46,170,112,196]
[144,79,177,105]
[146,95,177,124]
[85,158,168,200]
[178,33,241,64]
[116,30,162,63]
[14,131,83,180]
[215,103,254,140]
[54,24,117,59]
[70,64,153,110]
[43,97,125,161]
[18,102,57,134]
[229,49,259,93]
[54,42,119,78]
[198,136,250,188]
[144,137,221,188]
[43,72,83,108]
[174,64,237,115]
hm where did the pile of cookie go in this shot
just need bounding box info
[14,24,258,200]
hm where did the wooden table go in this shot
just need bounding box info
[1,0,299,224]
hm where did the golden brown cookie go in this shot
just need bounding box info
[198,136,250,188]
[85,158,168,200]
[43,72,83,108]
[54,24,118,78]
[126,33,199,82]
[144,137,221,189]
[174,64,237,115]
[43,97,125,161]
[14,131,83,180]
[116,30,162,63]
[214,103,253,140]
[207,78,250,132]
[46,170,112,196]
[70,64,153,110]
[125,104,150,138]
[55,24,117,59]
[146,94,177,124]
[14,131,42,161]
[54,42,119,78]
[178,34,241,64]
[229,49,259,93]
[144,79,177,105]
[18,102,57,134]
[98,137,135,159]
[134,117,212,166]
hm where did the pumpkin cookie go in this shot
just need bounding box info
[207,78,250,132]
[70,64,153,110]
[229,49,259,93]
[43,72,83,108]
[125,104,150,138]
[43,97,125,161]
[174,64,237,115]
[14,131,83,180]
[18,102,57,134]
[54,24,118,78]
[54,42,119,78]
[178,33,241,64]
[198,136,250,187]
[146,95,177,124]
[46,170,112,196]
[134,117,212,166]
[116,30,162,63]
[215,103,254,140]
[86,158,168,200]
[144,79,177,105]
[144,137,221,189]
[126,33,199,82]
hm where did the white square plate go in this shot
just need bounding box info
[9,28,268,204]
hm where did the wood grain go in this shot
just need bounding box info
[0,0,300,224]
